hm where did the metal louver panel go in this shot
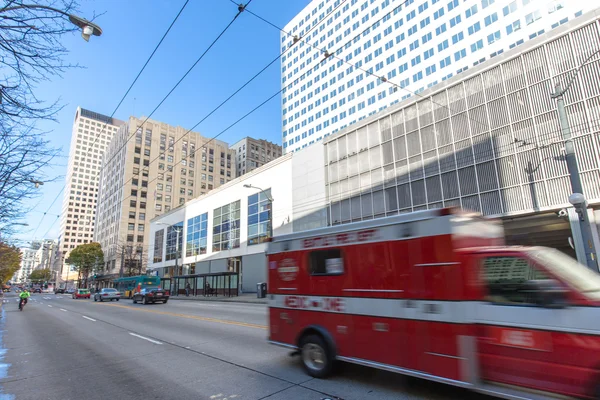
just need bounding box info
[465,76,485,108]
[503,57,527,93]
[476,161,499,192]
[418,99,434,127]
[522,47,549,84]
[480,191,503,216]
[411,180,426,205]
[425,175,442,202]
[458,167,478,195]
[441,171,460,199]
[507,89,532,123]
[483,66,505,101]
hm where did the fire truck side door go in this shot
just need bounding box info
[475,253,590,397]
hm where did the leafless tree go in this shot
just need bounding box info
[0,1,101,234]
[116,242,149,277]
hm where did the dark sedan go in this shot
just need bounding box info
[132,287,169,305]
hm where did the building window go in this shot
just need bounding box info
[165,223,183,261]
[247,188,272,245]
[212,200,241,251]
[185,213,208,257]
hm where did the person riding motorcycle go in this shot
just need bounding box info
[19,289,30,310]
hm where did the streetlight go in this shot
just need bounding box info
[2,4,103,41]
[243,183,274,238]
[550,48,600,272]
[243,184,274,202]
[29,179,44,188]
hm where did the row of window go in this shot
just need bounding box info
[153,189,273,262]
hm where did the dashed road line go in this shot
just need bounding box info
[103,303,267,330]
[82,316,96,322]
[129,332,162,345]
[60,309,67,312]
[47,305,52,308]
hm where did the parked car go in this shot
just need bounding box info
[94,288,121,302]
[72,288,90,299]
[66,288,75,294]
[54,288,65,294]
[33,288,42,293]
[132,287,169,305]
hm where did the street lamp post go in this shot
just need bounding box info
[243,184,274,238]
[550,49,600,272]
[1,4,103,41]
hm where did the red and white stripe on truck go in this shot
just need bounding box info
[266,208,600,400]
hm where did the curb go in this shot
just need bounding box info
[169,296,267,305]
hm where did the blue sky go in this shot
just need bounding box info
[15,0,310,244]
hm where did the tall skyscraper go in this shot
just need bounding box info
[281,0,591,153]
[58,107,124,278]
[94,116,235,281]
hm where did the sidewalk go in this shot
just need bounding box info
[169,292,267,304]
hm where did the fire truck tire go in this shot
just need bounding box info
[300,334,333,378]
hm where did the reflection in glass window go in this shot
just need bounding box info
[153,229,164,263]
[247,188,273,245]
[166,222,183,261]
[186,213,208,257]
[213,200,241,251]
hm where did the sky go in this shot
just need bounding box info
[13,0,311,245]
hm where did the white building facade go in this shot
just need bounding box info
[58,107,124,279]
[281,0,592,153]
[149,145,327,292]
[14,247,40,283]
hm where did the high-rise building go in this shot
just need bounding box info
[281,0,592,153]
[94,116,235,281]
[14,247,38,283]
[58,107,124,279]
[231,137,282,176]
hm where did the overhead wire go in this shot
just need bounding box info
[242,0,515,141]
[98,0,350,214]
[29,0,193,239]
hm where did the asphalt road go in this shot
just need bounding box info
[0,293,491,400]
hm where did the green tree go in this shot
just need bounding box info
[29,268,51,283]
[65,242,103,288]
[0,241,21,284]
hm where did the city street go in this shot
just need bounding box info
[0,293,490,400]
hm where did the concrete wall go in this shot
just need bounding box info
[242,253,266,293]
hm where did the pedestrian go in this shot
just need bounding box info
[185,282,191,297]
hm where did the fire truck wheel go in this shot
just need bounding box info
[300,335,333,378]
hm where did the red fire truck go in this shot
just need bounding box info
[266,208,600,399]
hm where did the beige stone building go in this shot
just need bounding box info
[94,116,235,279]
[231,137,282,176]
[58,107,125,281]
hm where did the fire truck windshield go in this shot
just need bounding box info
[528,247,600,299]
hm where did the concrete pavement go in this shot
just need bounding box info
[0,293,490,400]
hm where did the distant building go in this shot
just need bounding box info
[58,107,125,280]
[231,137,282,176]
[94,116,235,283]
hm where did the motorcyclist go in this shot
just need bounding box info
[19,288,30,310]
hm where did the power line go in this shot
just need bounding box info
[97,0,349,215]
[97,0,252,176]
[29,0,192,232]
[244,0,501,142]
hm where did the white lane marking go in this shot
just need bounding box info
[47,305,52,308]
[82,316,96,322]
[129,333,162,345]
[60,309,67,312]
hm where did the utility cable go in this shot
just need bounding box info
[29,0,192,234]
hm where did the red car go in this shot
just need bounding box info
[72,288,91,299]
